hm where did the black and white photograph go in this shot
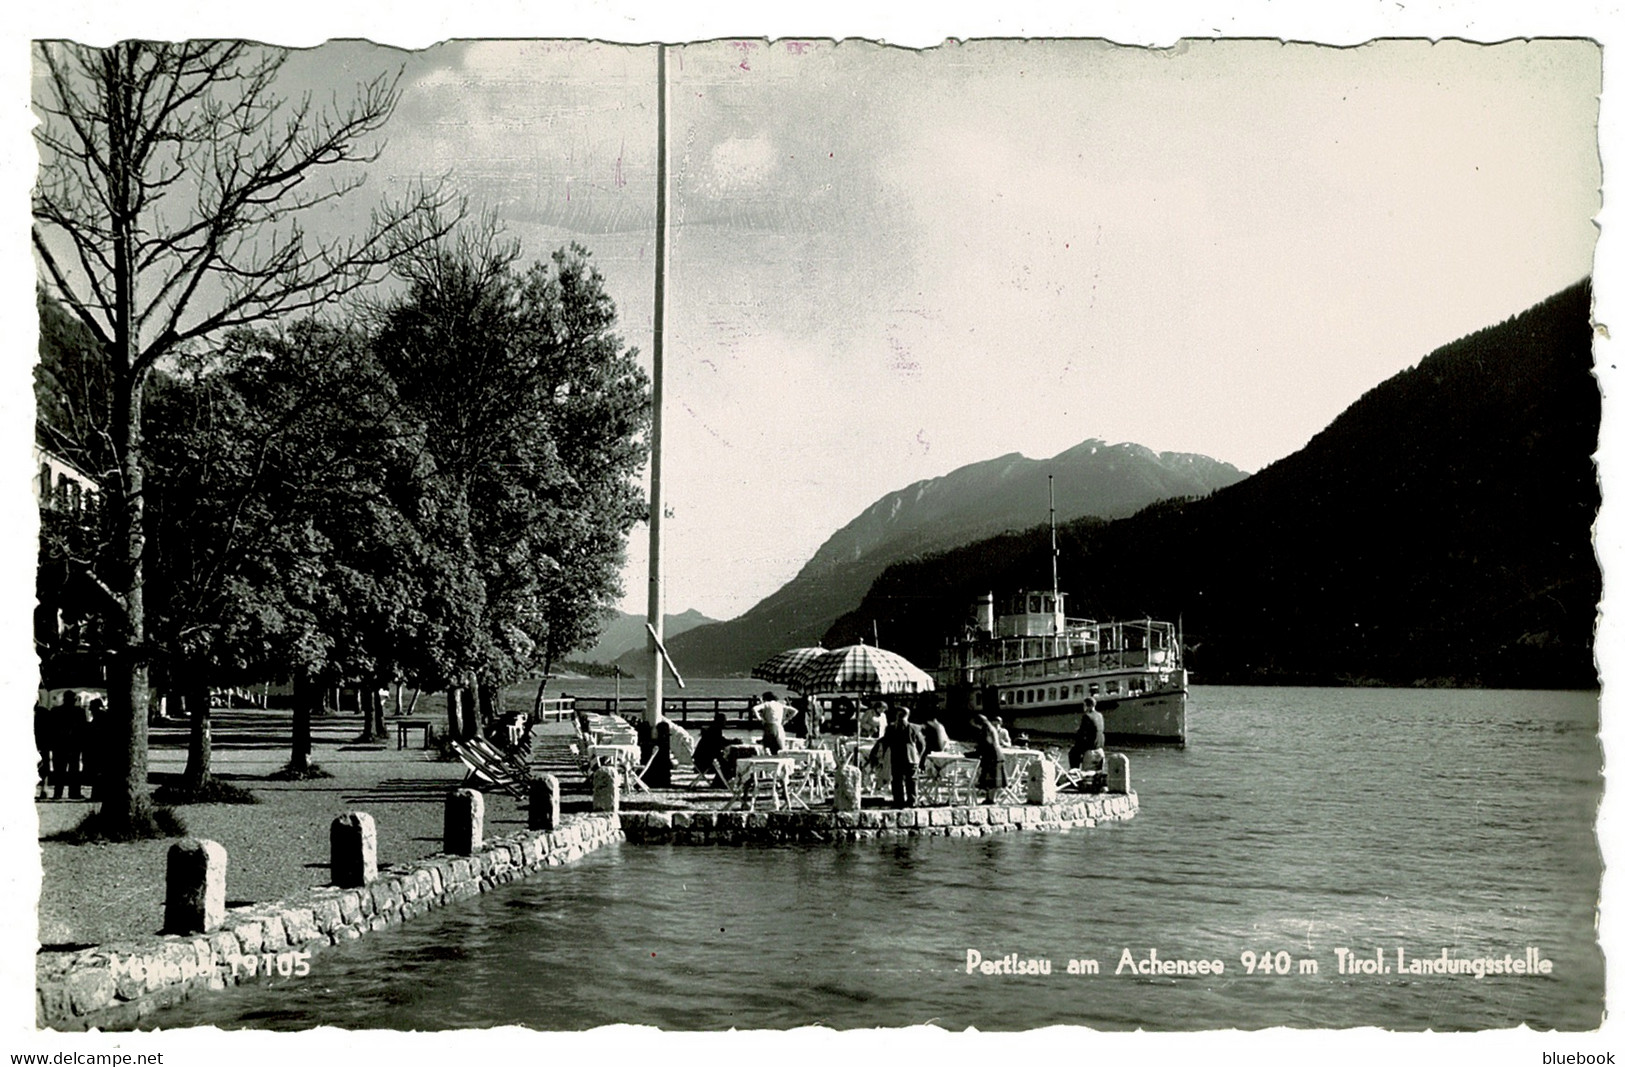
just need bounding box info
[6,1,1619,1058]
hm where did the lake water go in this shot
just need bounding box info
[155,685,1603,1031]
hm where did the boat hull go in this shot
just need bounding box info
[999,688,1187,745]
[945,670,1188,745]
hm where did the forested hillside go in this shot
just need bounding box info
[830,281,1598,688]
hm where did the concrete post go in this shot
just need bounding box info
[1027,757,1058,805]
[591,767,620,814]
[330,812,378,887]
[163,838,227,935]
[529,774,561,831]
[444,788,484,856]
[1107,753,1131,795]
[834,764,862,812]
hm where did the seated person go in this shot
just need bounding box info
[692,712,730,784]
[643,720,676,788]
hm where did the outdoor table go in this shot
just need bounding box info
[784,747,836,805]
[729,756,796,811]
[921,752,977,805]
[395,719,435,750]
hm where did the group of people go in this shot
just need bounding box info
[665,689,1110,806]
[34,690,102,800]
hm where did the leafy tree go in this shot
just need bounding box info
[144,319,437,779]
[373,222,650,730]
[32,41,454,833]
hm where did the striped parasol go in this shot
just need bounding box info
[789,642,936,696]
[751,646,833,689]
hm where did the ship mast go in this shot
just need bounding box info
[1048,473,1059,599]
[644,44,669,727]
[1049,473,1060,649]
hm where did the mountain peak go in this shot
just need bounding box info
[656,439,1247,676]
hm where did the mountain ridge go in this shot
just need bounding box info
[830,279,1598,688]
[633,441,1248,676]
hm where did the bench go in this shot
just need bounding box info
[395,719,435,749]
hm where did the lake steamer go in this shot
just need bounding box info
[934,590,1188,744]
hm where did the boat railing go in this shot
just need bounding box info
[566,694,761,728]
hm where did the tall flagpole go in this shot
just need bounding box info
[645,44,668,727]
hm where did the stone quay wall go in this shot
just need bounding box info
[36,814,623,1031]
[620,792,1137,845]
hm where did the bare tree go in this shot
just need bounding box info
[32,40,457,834]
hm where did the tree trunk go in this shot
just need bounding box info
[370,684,387,737]
[358,685,379,741]
[446,688,461,741]
[466,679,484,739]
[181,680,212,791]
[479,680,497,726]
[393,682,403,718]
[290,674,317,773]
[406,686,420,716]
[101,358,155,831]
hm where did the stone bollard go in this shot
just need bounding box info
[834,764,862,812]
[163,838,227,935]
[330,812,378,888]
[1107,753,1131,794]
[529,774,561,831]
[591,767,620,814]
[444,788,484,856]
[1027,757,1058,805]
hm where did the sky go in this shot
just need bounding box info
[257,35,1602,621]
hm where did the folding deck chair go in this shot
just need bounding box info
[468,736,532,784]
[450,739,528,799]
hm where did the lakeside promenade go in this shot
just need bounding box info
[36,704,1136,1029]
[38,707,576,947]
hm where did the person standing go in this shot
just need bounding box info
[84,698,105,799]
[860,699,888,740]
[33,702,50,800]
[920,712,950,758]
[1069,696,1107,771]
[879,707,927,808]
[51,691,87,800]
[972,712,1007,804]
[753,690,788,755]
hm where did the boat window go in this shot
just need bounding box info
[1015,690,1024,705]
[1028,595,1040,613]
[1106,681,1120,694]
[1048,687,1057,701]
[1059,686,1068,699]
[1089,684,1100,696]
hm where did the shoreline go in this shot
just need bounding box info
[36,707,1137,1030]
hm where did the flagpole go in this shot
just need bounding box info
[645,43,668,727]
